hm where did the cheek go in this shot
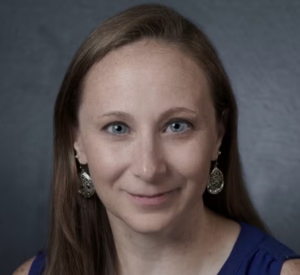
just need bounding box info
[82,131,214,198]
[167,136,213,180]
[82,137,130,190]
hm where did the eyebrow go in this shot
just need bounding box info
[100,107,197,121]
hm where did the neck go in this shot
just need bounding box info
[108,204,223,275]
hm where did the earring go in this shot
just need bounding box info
[206,151,224,195]
[75,154,95,198]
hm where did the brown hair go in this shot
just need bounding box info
[45,3,268,275]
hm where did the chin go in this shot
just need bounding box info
[120,212,178,235]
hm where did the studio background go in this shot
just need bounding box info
[1,0,299,274]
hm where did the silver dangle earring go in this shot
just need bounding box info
[75,154,95,198]
[207,151,224,195]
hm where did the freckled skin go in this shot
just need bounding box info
[74,39,223,235]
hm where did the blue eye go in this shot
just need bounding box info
[106,123,128,135]
[103,120,192,136]
[166,121,192,133]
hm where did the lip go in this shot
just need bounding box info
[127,189,177,206]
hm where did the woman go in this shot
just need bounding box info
[14,3,300,275]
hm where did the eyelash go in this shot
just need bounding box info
[102,119,194,137]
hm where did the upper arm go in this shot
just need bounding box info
[12,257,35,275]
[280,259,300,275]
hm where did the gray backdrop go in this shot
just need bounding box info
[1,0,299,274]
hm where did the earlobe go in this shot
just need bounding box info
[74,139,88,165]
[217,110,227,155]
[212,147,221,162]
[213,118,226,161]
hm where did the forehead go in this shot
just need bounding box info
[81,39,212,115]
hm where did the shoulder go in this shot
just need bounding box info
[281,259,300,275]
[221,221,300,274]
[12,257,36,275]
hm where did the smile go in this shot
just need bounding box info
[126,189,177,206]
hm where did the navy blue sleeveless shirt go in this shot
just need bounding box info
[29,221,300,275]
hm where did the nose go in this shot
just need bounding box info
[131,134,167,183]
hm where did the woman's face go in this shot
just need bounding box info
[74,40,224,234]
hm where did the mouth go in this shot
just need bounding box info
[126,189,177,206]
[130,190,174,197]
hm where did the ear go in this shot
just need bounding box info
[74,131,88,165]
[212,110,227,161]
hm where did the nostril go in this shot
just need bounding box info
[131,141,167,180]
[131,158,167,182]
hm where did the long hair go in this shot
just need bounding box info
[45,4,268,275]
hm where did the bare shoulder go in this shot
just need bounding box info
[12,257,35,275]
[281,259,300,275]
